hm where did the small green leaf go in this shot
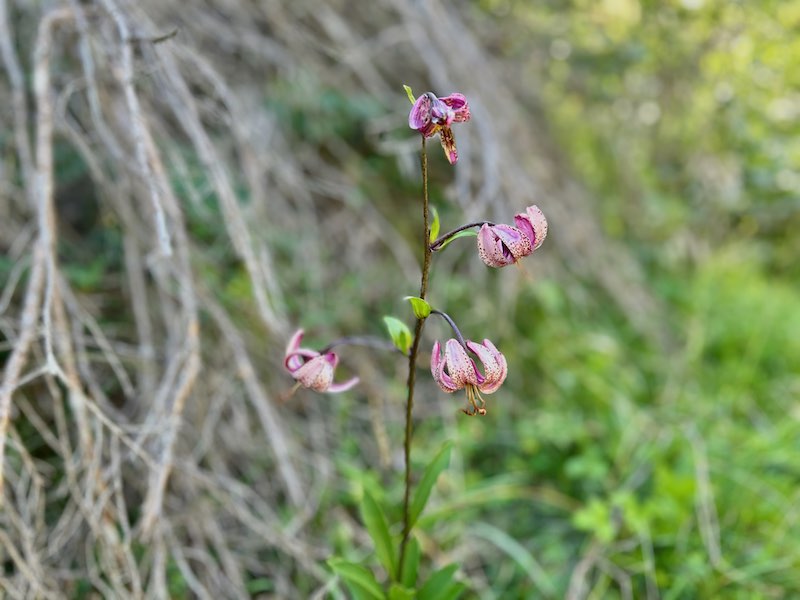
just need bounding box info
[403,85,416,104]
[400,536,421,588]
[328,559,385,600]
[417,564,462,600]
[383,316,412,354]
[404,296,432,319]
[437,230,477,251]
[360,491,397,580]
[429,206,440,243]
[388,583,416,600]
[409,442,452,530]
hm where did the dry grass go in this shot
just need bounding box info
[0,0,661,597]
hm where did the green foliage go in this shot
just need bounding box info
[328,559,385,600]
[404,296,432,319]
[384,316,413,354]
[417,564,465,600]
[360,491,398,581]
[408,441,452,531]
[429,206,441,242]
[399,536,421,589]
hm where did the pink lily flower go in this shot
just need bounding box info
[431,338,507,416]
[476,205,548,268]
[284,330,359,393]
[408,92,471,164]
[476,223,533,268]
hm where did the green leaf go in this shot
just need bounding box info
[388,583,416,600]
[417,564,463,600]
[360,491,397,581]
[409,442,452,530]
[328,559,385,600]
[383,316,412,354]
[404,296,432,319]
[403,85,416,104]
[437,230,477,251]
[429,206,440,243]
[400,536,420,588]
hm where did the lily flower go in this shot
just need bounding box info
[476,223,533,268]
[284,329,359,393]
[476,205,548,268]
[431,338,507,415]
[513,204,548,251]
[408,92,471,164]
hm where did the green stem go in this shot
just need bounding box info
[398,136,431,578]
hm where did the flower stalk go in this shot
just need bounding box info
[429,221,494,252]
[399,135,431,576]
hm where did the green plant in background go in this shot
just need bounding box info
[283,86,548,598]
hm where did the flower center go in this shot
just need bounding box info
[464,384,487,416]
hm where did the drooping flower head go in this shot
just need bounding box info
[409,92,471,164]
[431,338,507,416]
[476,205,548,268]
[284,330,359,393]
[476,223,532,268]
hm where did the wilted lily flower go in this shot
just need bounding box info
[284,330,359,393]
[408,92,471,164]
[431,338,507,416]
[476,223,533,268]
[514,204,548,251]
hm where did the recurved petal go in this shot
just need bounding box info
[438,126,459,164]
[467,339,508,394]
[285,329,304,357]
[514,205,548,250]
[430,340,456,392]
[327,376,360,393]
[285,349,319,372]
[444,339,479,387]
[292,355,334,392]
[439,93,470,122]
[409,93,433,131]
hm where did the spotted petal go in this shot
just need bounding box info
[409,93,433,132]
[467,339,507,394]
[477,223,531,267]
[440,93,470,123]
[514,205,548,251]
[444,339,479,388]
[291,355,334,392]
[439,126,459,164]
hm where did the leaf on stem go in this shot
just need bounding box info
[429,206,440,243]
[417,564,465,600]
[404,296,432,319]
[400,535,421,589]
[403,84,416,104]
[408,441,452,530]
[384,316,413,355]
[328,559,386,600]
[360,491,398,581]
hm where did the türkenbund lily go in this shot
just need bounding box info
[408,92,471,164]
[284,329,359,393]
[476,223,533,268]
[431,338,507,416]
[476,204,548,268]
